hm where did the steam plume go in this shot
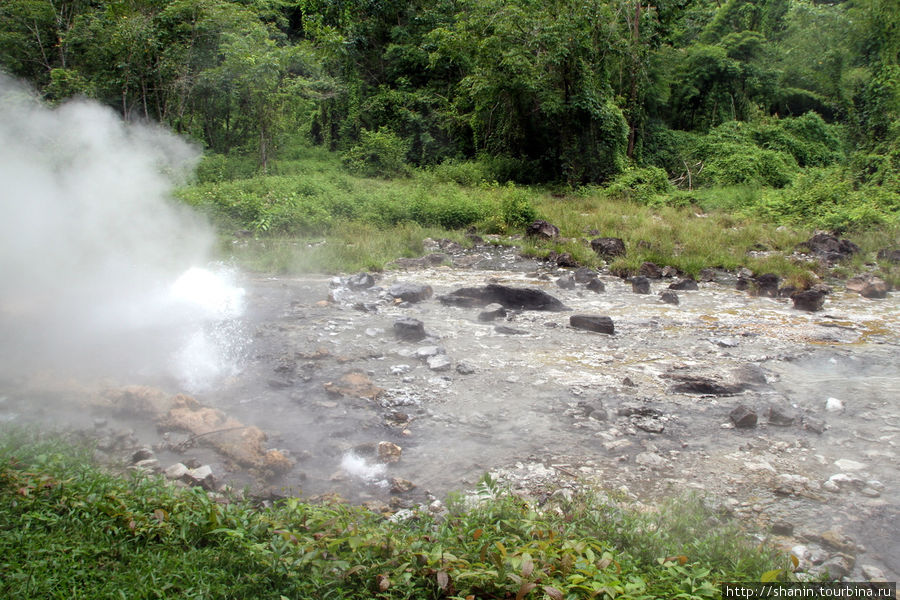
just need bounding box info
[0,73,237,388]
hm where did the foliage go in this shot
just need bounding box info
[606,166,673,204]
[1,431,790,600]
[342,126,411,178]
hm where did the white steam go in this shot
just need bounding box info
[0,73,244,390]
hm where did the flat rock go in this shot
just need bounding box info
[570,315,614,335]
[165,463,189,480]
[439,283,567,311]
[388,281,433,303]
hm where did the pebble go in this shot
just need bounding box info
[825,397,844,413]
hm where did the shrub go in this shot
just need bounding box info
[499,185,538,228]
[342,127,411,178]
[605,166,673,204]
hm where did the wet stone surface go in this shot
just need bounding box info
[2,244,898,580]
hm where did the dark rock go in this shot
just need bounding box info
[814,554,854,580]
[347,272,375,290]
[730,364,769,387]
[617,403,662,417]
[661,266,678,278]
[846,274,889,298]
[753,273,780,297]
[729,405,758,428]
[670,375,742,396]
[393,318,427,342]
[797,233,861,262]
[494,325,528,335]
[439,284,567,311]
[131,448,154,464]
[388,281,433,303]
[439,294,485,308]
[699,268,718,282]
[622,377,636,387]
[590,237,626,258]
[467,233,484,245]
[771,520,794,536]
[633,417,665,433]
[477,303,507,322]
[877,247,900,263]
[767,405,797,426]
[639,262,663,278]
[549,252,579,267]
[586,278,606,293]
[574,267,598,283]
[570,315,615,334]
[791,289,827,312]
[736,277,750,291]
[778,285,798,298]
[631,276,651,294]
[803,416,827,434]
[659,290,679,305]
[525,219,560,239]
[669,278,698,291]
[556,275,576,290]
[456,362,476,375]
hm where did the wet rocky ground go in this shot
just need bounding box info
[2,240,898,582]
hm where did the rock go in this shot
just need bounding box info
[427,355,452,371]
[393,318,427,342]
[846,274,889,299]
[165,463,189,480]
[819,531,861,554]
[388,281,433,303]
[186,465,215,489]
[573,267,598,283]
[729,405,758,428]
[669,375,742,396]
[456,362,476,375]
[570,315,615,335]
[131,447,154,464]
[377,442,402,464]
[390,477,415,493]
[713,337,739,348]
[324,371,384,400]
[669,278,699,291]
[439,283,567,311]
[797,233,860,262]
[635,452,667,468]
[659,290,679,305]
[477,303,507,322]
[494,325,528,335]
[876,248,900,263]
[834,458,866,471]
[639,262,663,278]
[791,289,826,312]
[438,294,485,308]
[586,278,606,293]
[825,397,844,413]
[415,345,444,359]
[753,273,780,297]
[859,487,881,498]
[347,272,375,290]
[699,268,718,282]
[861,565,887,581]
[525,219,560,239]
[631,276,651,294]
[590,237,626,258]
[556,275,576,290]
[803,416,827,434]
[736,276,750,291]
[548,251,578,267]
[771,520,794,536]
[633,417,665,433]
[767,405,796,426]
[813,554,854,580]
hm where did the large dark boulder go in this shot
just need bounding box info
[796,233,860,263]
[586,278,606,293]
[393,318,427,342]
[388,281,433,303]
[659,290,679,305]
[669,278,698,291]
[631,276,651,294]
[590,237,626,258]
[525,220,560,239]
[570,315,614,334]
[753,273,780,298]
[573,267,599,283]
[791,289,827,312]
[438,283,567,311]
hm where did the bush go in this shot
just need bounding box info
[499,185,538,228]
[699,142,798,188]
[605,166,673,204]
[342,127,411,178]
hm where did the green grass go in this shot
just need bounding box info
[177,146,899,283]
[1,431,792,599]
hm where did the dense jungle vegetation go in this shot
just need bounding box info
[1,0,898,274]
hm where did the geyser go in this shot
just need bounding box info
[0,73,244,390]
